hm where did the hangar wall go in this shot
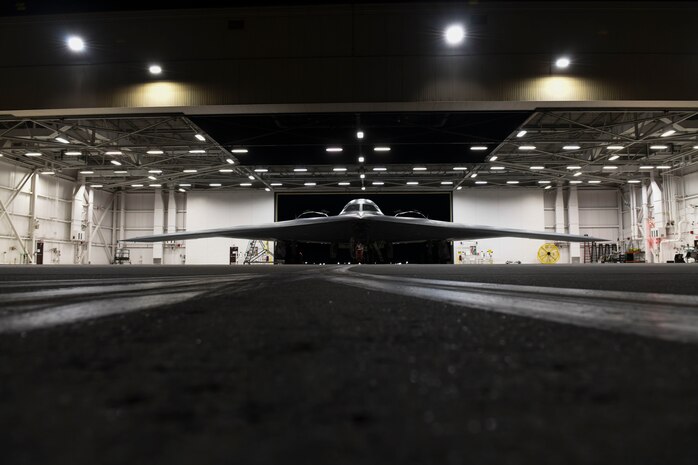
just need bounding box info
[185,190,274,264]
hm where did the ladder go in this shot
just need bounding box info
[243,240,274,264]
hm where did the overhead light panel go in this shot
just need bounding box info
[544,185,552,190]
[563,145,581,150]
[326,147,343,153]
[360,174,366,179]
[567,165,581,170]
[516,130,527,138]
[373,146,391,152]
[91,184,103,188]
[195,134,206,142]
[555,57,570,68]
[110,160,122,166]
[226,158,235,165]
[490,166,505,170]
[358,156,365,163]
[55,137,69,144]
[148,64,162,75]
[656,165,671,169]
[406,181,419,185]
[333,167,347,172]
[372,182,384,186]
[304,182,316,186]
[607,145,624,150]
[573,171,582,177]
[650,145,668,150]
[210,183,221,187]
[538,180,551,184]
[105,151,122,155]
[231,148,248,154]
[270,183,283,186]
[147,150,164,155]
[148,176,157,181]
[179,183,191,187]
[444,24,465,45]
[114,170,128,174]
[65,151,82,156]
[183,169,198,173]
[441,181,453,185]
[608,155,620,161]
[489,155,498,161]
[25,152,42,157]
[240,183,252,187]
[471,146,487,151]
[148,170,162,174]
[178,188,186,193]
[627,180,641,184]
[569,180,582,184]
[660,129,676,138]
[639,166,654,169]
[248,175,255,180]
[413,167,427,171]
[453,167,468,171]
[338,182,351,186]
[506,181,519,184]
[67,36,85,52]
[131,184,144,187]
[356,131,364,139]
[530,166,545,170]
[603,166,618,170]
[254,168,268,173]
[189,149,206,154]
[470,173,478,178]
[475,181,488,185]
[265,188,271,192]
[588,180,602,184]
[293,168,307,172]
[150,184,162,188]
[79,170,93,174]
[373,167,387,171]
[42,171,55,175]
[519,145,536,150]
[219,169,233,173]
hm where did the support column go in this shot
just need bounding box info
[71,184,86,264]
[86,188,94,265]
[28,174,38,264]
[641,181,652,263]
[629,185,638,241]
[568,186,580,263]
[166,189,177,264]
[118,190,125,243]
[152,191,164,264]
[554,186,565,234]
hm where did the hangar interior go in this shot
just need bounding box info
[2,110,698,265]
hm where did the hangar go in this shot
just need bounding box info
[1,1,698,464]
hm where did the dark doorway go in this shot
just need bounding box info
[275,193,452,263]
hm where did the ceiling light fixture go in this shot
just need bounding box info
[656,165,671,169]
[148,176,157,181]
[178,188,186,193]
[326,147,343,153]
[555,57,570,68]
[79,170,93,174]
[573,171,582,177]
[603,166,618,170]
[627,180,641,184]
[607,145,624,150]
[453,167,468,171]
[441,181,453,185]
[55,137,69,144]
[639,166,654,169]
[270,183,283,186]
[567,165,581,170]
[248,175,255,180]
[25,152,42,157]
[131,184,144,187]
[183,169,198,173]
[219,169,233,173]
[506,180,520,184]
[406,181,419,185]
[660,129,676,138]
[110,160,122,166]
[569,180,583,184]
[240,183,252,186]
[304,182,316,186]
[42,171,55,175]
[373,167,387,171]
[372,182,384,186]
[516,130,527,138]
[114,170,128,174]
[67,36,85,52]
[519,145,536,150]
[189,149,206,154]
[179,183,191,187]
[471,146,488,151]
[650,145,668,150]
[232,148,248,154]
[444,24,465,45]
[538,180,551,184]
[360,174,366,179]
[148,64,162,75]
[413,167,427,171]
[356,131,364,139]
[226,158,235,164]
[338,182,350,186]
[608,155,620,161]
[374,146,391,152]
[588,180,602,184]
[530,166,545,170]
[294,168,307,172]
[105,151,122,155]
[563,145,581,150]
[195,134,206,141]
[491,166,505,170]
[148,170,162,174]
[489,155,498,161]
[210,183,221,187]
[65,151,82,156]
[475,181,488,185]
[333,167,347,172]
[147,150,164,155]
[358,156,365,163]
[254,168,268,173]
[150,184,162,188]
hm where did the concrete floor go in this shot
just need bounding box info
[1,264,697,464]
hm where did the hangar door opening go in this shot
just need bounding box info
[275,193,452,264]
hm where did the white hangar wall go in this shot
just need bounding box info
[184,190,274,264]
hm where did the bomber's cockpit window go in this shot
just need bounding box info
[343,204,361,212]
[361,204,379,212]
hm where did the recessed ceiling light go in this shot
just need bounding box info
[530,166,545,170]
[519,145,536,150]
[189,149,206,154]
[254,168,268,173]
[114,170,127,174]
[373,167,387,171]
[475,181,488,185]
[358,156,365,163]
[627,180,641,184]
[179,183,191,187]
[608,155,620,161]
[603,166,618,170]
[567,165,581,170]
[219,169,233,173]
[656,165,671,169]
[489,155,498,161]
[506,180,520,184]
[25,152,42,157]
[555,57,570,68]
[453,167,468,171]
[441,181,453,185]
[79,170,93,174]
[304,182,316,186]
[148,170,162,174]
[660,129,676,138]
[444,24,465,45]
[240,183,252,187]
[232,148,248,154]
[372,182,384,186]
[563,145,581,150]
[374,146,391,152]
[183,169,198,173]
[538,180,551,184]
[588,180,602,184]
[195,134,206,142]
[65,151,82,156]
[356,131,364,139]
[148,64,162,75]
[413,167,427,171]
[150,184,162,188]
[248,175,255,180]
[226,158,235,164]
[326,147,343,153]
[491,166,505,170]
[650,145,668,150]
[607,145,624,150]
[147,150,164,155]
[516,130,527,138]
[148,176,157,181]
[406,181,419,185]
[573,171,583,177]
[131,184,144,187]
[67,36,85,52]
[110,160,122,166]
[209,183,221,187]
[105,151,122,155]
[338,182,351,186]
[55,137,69,144]
[639,166,654,169]
[333,167,347,172]
[471,146,488,151]
[271,183,283,186]
[294,168,307,172]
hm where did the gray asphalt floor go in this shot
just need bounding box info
[1,264,697,464]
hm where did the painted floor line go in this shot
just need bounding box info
[328,269,698,343]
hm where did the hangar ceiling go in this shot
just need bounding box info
[1,110,697,193]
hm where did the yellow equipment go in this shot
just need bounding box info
[537,243,560,264]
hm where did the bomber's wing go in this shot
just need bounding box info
[128,215,358,244]
[362,215,605,243]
